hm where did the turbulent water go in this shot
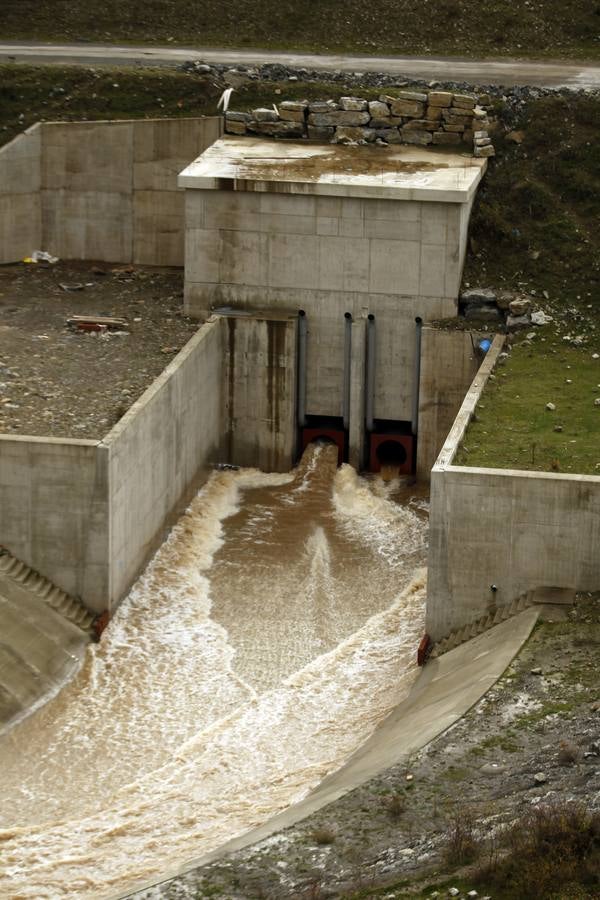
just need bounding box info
[0,444,428,899]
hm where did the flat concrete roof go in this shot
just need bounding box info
[178,136,487,203]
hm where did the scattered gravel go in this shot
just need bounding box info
[0,261,197,439]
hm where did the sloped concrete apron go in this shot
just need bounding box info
[124,606,539,899]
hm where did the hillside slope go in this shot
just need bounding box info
[1,0,599,60]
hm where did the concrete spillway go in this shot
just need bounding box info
[0,444,427,899]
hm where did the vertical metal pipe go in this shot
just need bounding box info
[412,316,423,436]
[365,314,376,434]
[297,310,307,428]
[342,312,353,430]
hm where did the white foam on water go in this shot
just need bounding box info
[332,464,427,567]
[0,448,428,899]
[0,468,290,828]
[0,574,426,900]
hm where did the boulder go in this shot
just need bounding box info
[252,107,279,123]
[308,111,371,126]
[432,131,461,145]
[374,127,402,143]
[452,93,477,109]
[339,96,368,111]
[461,288,497,307]
[252,121,304,137]
[426,105,443,121]
[396,90,428,103]
[506,314,531,329]
[465,306,502,321]
[308,100,338,113]
[279,107,306,123]
[390,98,426,117]
[402,118,437,131]
[225,120,247,134]
[475,145,496,158]
[370,116,403,128]
[509,298,532,316]
[400,128,433,145]
[368,100,390,119]
[225,111,252,122]
[307,125,335,141]
[428,90,453,107]
[531,310,553,325]
[334,126,376,143]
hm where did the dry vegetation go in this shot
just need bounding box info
[1,0,599,59]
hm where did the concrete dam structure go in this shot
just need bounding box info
[0,118,523,899]
[180,136,486,476]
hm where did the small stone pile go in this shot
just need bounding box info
[460,287,552,329]
[225,91,494,157]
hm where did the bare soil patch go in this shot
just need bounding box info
[0,261,197,439]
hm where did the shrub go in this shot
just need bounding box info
[310,827,336,846]
[443,807,482,866]
[476,802,600,899]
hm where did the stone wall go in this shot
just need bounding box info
[226,91,494,157]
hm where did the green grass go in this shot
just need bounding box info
[1,0,599,59]
[454,340,600,474]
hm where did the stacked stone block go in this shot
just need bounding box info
[225,91,494,157]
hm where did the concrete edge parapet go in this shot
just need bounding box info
[101,317,223,449]
[433,332,505,471]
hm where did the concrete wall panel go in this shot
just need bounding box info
[104,319,225,607]
[223,314,297,472]
[428,467,600,641]
[133,118,222,192]
[416,327,484,478]
[0,437,109,612]
[186,281,454,422]
[42,189,133,261]
[0,126,42,263]
[133,190,184,266]
[42,122,134,193]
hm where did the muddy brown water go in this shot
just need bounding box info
[0,443,427,899]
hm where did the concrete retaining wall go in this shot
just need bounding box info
[223,312,297,472]
[103,318,225,608]
[184,190,464,423]
[427,334,600,640]
[416,326,487,479]
[0,125,42,264]
[0,320,226,614]
[0,436,109,608]
[0,117,222,265]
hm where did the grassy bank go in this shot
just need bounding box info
[1,0,599,60]
[454,339,600,474]
[458,93,600,474]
